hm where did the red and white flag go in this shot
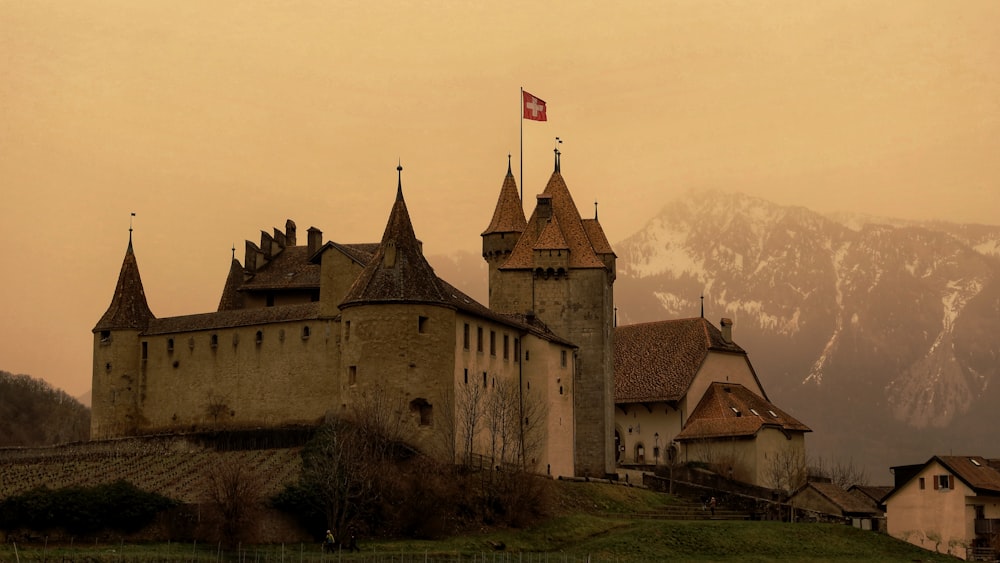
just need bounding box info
[522,90,547,121]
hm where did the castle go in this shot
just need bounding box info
[92,153,616,478]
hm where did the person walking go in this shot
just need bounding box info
[709,496,717,517]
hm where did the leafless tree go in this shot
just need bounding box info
[205,455,263,545]
[455,377,486,467]
[810,456,870,488]
[764,443,807,495]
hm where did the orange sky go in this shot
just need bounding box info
[2,0,998,398]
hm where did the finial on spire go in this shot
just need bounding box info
[595,199,599,220]
[232,244,236,261]
[396,161,403,196]
[554,137,563,173]
[507,153,512,175]
[700,294,704,318]
[128,212,136,248]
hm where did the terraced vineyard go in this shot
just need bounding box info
[0,434,303,502]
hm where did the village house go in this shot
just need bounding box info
[788,481,884,530]
[885,455,1000,561]
[613,317,810,487]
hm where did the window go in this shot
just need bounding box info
[477,327,483,352]
[490,331,496,356]
[514,338,520,362]
[503,335,509,360]
[345,321,351,342]
[141,341,148,360]
[561,350,567,367]
[482,371,487,388]
[255,330,263,345]
[463,323,470,349]
[935,475,954,490]
[919,477,925,490]
[210,334,218,348]
[411,399,433,426]
[418,316,428,333]
[167,338,174,354]
[100,331,111,345]
[302,326,310,340]
[463,368,468,384]
[348,365,357,385]
[525,350,530,361]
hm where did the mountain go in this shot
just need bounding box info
[614,190,1000,480]
[0,371,91,446]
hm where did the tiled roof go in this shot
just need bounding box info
[501,172,607,270]
[240,246,319,290]
[482,162,527,236]
[799,482,881,516]
[848,485,893,505]
[936,456,1000,495]
[674,382,811,441]
[94,240,156,332]
[615,318,746,403]
[217,258,246,311]
[341,179,452,306]
[535,216,570,250]
[582,218,615,256]
[318,242,379,266]
[145,303,322,335]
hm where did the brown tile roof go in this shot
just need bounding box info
[341,179,452,306]
[674,382,810,441]
[314,242,380,266]
[217,258,246,311]
[582,218,615,256]
[501,172,607,270]
[615,318,747,403]
[482,162,527,236]
[936,456,1000,495]
[94,240,156,332]
[145,302,322,335]
[848,485,893,505]
[535,216,570,250]
[798,482,881,516]
[240,246,320,291]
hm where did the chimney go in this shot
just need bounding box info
[720,318,733,344]
[307,227,323,256]
[285,219,297,246]
[536,194,553,221]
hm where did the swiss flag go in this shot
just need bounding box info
[522,91,547,121]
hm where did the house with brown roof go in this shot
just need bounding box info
[614,317,810,487]
[789,481,883,530]
[92,155,616,479]
[885,455,1000,560]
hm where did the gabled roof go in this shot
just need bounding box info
[482,161,527,236]
[94,239,155,332]
[885,456,1000,503]
[501,171,607,270]
[674,382,811,441]
[311,242,380,266]
[340,173,451,306]
[848,485,893,506]
[615,318,747,403]
[535,216,569,250]
[792,481,881,516]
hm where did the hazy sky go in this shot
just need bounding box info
[2,1,998,397]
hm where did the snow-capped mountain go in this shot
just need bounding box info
[615,190,1000,477]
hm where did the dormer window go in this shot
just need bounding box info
[730,407,741,417]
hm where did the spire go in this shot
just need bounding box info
[594,199,598,220]
[482,159,527,236]
[218,255,246,311]
[94,236,155,332]
[396,161,403,198]
[341,166,448,306]
[554,147,561,173]
[700,294,705,318]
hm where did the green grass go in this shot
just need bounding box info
[0,482,961,562]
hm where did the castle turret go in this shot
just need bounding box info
[92,234,155,439]
[217,253,246,311]
[482,157,527,304]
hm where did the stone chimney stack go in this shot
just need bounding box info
[285,219,297,246]
[307,227,323,256]
[720,318,733,344]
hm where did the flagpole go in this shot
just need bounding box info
[519,87,524,204]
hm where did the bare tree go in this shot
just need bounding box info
[205,455,263,545]
[810,456,870,488]
[764,443,807,495]
[455,378,485,467]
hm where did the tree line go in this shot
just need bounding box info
[0,371,90,447]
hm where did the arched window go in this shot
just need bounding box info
[410,398,432,426]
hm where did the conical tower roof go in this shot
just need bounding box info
[94,238,155,332]
[341,166,449,307]
[502,165,606,270]
[217,257,246,311]
[482,159,527,236]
